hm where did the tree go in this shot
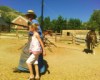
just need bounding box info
[38,16,83,32]
[89,10,100,30]
[38,16,41,25]
[0,6,23,32]
[56,16,66,32]
[51,19,57,32]
[43,16,51,30]
[0,6,16,12]
[68,18,82,29]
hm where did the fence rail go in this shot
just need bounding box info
[54,32,100,44]
[0,32,100,45]
[0,33,28,39]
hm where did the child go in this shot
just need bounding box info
[26,23,45,80]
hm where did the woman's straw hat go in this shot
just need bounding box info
[25,10,37,19]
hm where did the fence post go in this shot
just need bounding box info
[72,35,74,44]
[72,34,75,44]
[16,29,19,39]
[0,31,1,38]
[55,31,57,42]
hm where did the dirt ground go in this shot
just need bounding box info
[0,38,100,80]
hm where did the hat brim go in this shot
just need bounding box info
[25,13,37,19]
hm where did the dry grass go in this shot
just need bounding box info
[0,38,100,80]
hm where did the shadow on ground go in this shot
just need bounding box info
[83,49,93,54]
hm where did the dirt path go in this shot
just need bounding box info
[0,39,100,80]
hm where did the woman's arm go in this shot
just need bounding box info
[36,33,46,56]
[29,25,32,31]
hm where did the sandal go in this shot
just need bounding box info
[35,77,40,80]
[28,77,35,80]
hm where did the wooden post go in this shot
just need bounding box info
[72,34,75,44]
[72,36,74,44]
[0,29,1,38]
[15,25,19,38]
[55,31,57,42]
[99,28,100,41]
[16,29,19,38]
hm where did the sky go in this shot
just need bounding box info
[0,0,100,22]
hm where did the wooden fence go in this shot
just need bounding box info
[54,32,100,44]
[0,32,100,45]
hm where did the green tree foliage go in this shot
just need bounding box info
[0,6,22,22]
[39,16,82,32]
[89,10,100,30]
[0,6,23,32]
[38,16,41,25]
[0,6,16,12]
[51,19,57,32]
[82,22,89,30]
[44,16,51,30]
[56,16,66,32]
[68,18,82,29]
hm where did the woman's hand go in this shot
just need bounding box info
[43,50,46,56]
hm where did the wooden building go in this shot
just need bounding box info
[12,16,28,30]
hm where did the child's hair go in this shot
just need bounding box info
[31,23,38,30]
